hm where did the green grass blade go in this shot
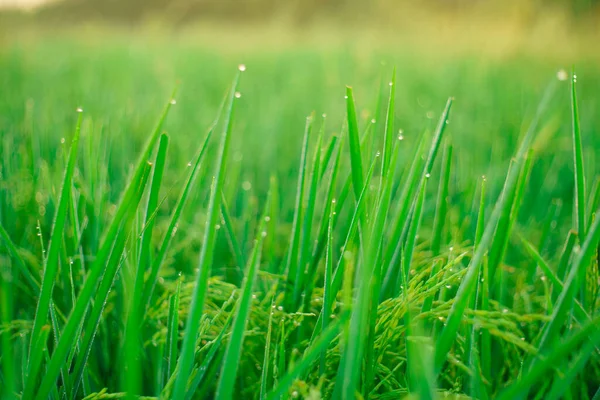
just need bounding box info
[319,204,335,377]
[497,314,600,400]
[431,144,452,256]
[0,223,40,294]
[141,126,214,313]
[28,111,82,370]
[166,277,182,383]
[433,82,555,375]
[182,313,234,400]
[125,133,169,397]
[260,295,277,400]
[283,116,312,309]
[557,230,578,281]
[345,86,365,201]
[25,325,51,399]
[293,133,321,309]
[0,252,16,399]
[215,192,270,400]
[519,235,590,322]
[530,208,600,368]
[571,70,586,239]
[172,72,240,400]
[65,163,153,399]
[381,68,396,175]
[319,134,338,181]
[266,315,346,400]
[33,97,168,398]
[220,193,246,285]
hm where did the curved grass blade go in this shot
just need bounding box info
[266,315,346,400]
[65,163,153,399]
[28,111,82,370]
[171,73,241,400]
[497,314,600,400]
[215,193,271,400]
[125,133,169,397]
[433,82,556,375]
[0,224,40,293]
[283,116,312,310]
[293,133,321,309]
[32,103,166,399]
[141,126,214,313]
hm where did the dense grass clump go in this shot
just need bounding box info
[1,38,600,399]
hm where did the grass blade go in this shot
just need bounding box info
[28,110,81,369]
[433,82,555,375]
[346,86,365,201]
[172,72,240,400]
[266,315,346,400]
[141,126,214,313]
[215,192,271,400]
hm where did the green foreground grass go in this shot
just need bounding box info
[1,34,600,399]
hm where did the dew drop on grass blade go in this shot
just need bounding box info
[141,125,214,313]
[433,81,556,376]
[30,91,171,399]
[24,111,81,397]
[125,133,169,398]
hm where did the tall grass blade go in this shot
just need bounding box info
[215,192,270,400]
[172,73,240,400]
[28,111,81,369]
[433,82,555,375]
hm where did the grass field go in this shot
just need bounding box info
[1,27,600,399]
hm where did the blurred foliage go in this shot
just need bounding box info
[5,0,599,26]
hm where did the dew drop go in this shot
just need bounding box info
[261,231,267,237]
[291,391,299,398]
[398,135,404,140]
[187,162,192,167]
[252,294,257,299]
[445,285,452,289]
[277,306,284,311]
[375,151,381,157]
[371,118,376,124]
[238,64,246,72]
[215,224,221,230]
[425,173,431,178]
[389,81,393,86]
[170,99,177,105]
[242,181,252,191]
[60,137,66,144]
[344,95,348,99]
[322,113,327,118]
[76,107,83,113]
[234,92,242,98]
[264,216,271,222]
[556,69,568,81]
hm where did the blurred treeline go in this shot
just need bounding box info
[21,0,600,26]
